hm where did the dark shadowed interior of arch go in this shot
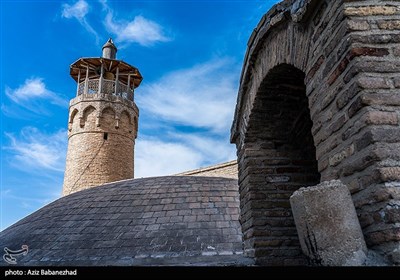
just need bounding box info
[243,64,320,264]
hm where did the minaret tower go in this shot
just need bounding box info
[63,39,142,196]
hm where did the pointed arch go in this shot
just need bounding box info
[81,105,97,129]
[100,106,116,129]
[101,106,116,118]
[69,109,79,124]
[119,110,132,134]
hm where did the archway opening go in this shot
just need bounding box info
[242,64,320,265]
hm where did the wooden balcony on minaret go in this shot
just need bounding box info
[69,39,143,102]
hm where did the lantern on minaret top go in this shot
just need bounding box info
[102,38,117,59]
[63,38,143,196]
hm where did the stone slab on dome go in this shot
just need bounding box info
[0,176,252,266]
[175,160,238,179]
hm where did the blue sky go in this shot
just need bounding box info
[0,0,279,230]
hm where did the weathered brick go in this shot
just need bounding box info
[365,111,398,125]
[347,19,370,31]
[362,93,400,106]
[329,145,355,167]
[356,60,400,73]
[307,55,325,80]
[366,227,400,245]
[350,33,397,45]
[344,6,399,16]
[350,47,389,58]
[393,76,400,88]
[378,167,400,181]
[378,20,400,30]
[358,76,391,89]
[348,96,363,118]
[337,82,361,109]
[394,47,400,57]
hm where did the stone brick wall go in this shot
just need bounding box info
[63,93,139,195]
[231,0,400,265]
[176,160,238,179]
[341,0,400,265]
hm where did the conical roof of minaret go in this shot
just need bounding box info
[102,38,117,59]
[102,38,117,51]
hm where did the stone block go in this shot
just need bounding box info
[365,111,398,125]
[378,20,400,30]
[358,76,391,89]
[328,145,354,167]
[290,180,367,266]
[347,20,370,31]
[344,6,399,17]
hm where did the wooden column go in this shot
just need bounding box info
[127,74,131,100]
[98,62,104,95]
[114,66,119,95]
[84,65,89,95]
[76,70,81,96]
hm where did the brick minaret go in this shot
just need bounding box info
[63,39,143,196]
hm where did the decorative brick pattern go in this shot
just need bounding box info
[231,0,400,265]
[0,177,251,266]
[63,93,139,196]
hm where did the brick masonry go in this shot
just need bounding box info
[0,176,251,266]
[231,0,400,265]
[176,160,238,179]
[63,93,139,196]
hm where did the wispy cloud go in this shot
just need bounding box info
[105,14,170,46]
[61,0,99,43]
[135,137,203,178]
[137,58,239,133]
[175,133,236,164]
[5,77,68,115]
[134,58,238,177]
[135,131,235,178]
[4,127,67,173]
[101,0,170,46]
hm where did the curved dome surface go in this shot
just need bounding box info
[0,176,252,266]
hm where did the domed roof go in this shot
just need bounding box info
[0,176,252,266]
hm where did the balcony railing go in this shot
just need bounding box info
[77,78,134,100]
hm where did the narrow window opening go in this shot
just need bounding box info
[103,132,108,140]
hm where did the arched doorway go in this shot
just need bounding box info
[240,64,320,265]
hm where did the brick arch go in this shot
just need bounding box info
[240,63,320,265]
[100,106,116,118]
[231,0,399,265]
[100,107,116,130]
[81,105,96,130]
[119,109,132,124]
[68,108,79,132]
[69,108,79,124]
[119,110,133,134]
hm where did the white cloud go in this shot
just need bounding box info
[105,14,170,46]
[134,59,238,177]
[5,77,68,114]
[4,127,67,173]
[61,0,88,19]
[137,59,239,133]
[175,134,236,164]
[100,0,170,47]
[135,133,236,178]
[61,0,99,43]
[135,138,203,178]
